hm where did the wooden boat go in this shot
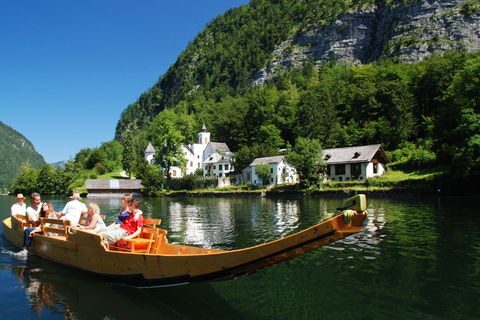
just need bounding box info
[3,194,368,287]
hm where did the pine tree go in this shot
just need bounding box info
[122,134,136,178]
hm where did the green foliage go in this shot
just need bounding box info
[135,160,166,196]
[115,0,359,139]
[122,133,136,178]
[149,109,187,179]
[460,1,479,17]
[9,162,39,195]
[85,148,107,170]
[234,143,277,173]
[101,140,124,171]
[255,163,271,185]
[285,137,324,185]
[37,164,58,195]
[388,140,436,170]
[181,174,198,191]
[0,121,45,192]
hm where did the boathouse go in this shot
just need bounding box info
[323,144,391,181]
[86,179,143,198]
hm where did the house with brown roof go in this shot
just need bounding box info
[86,179,143,198]
[323,144,391,181]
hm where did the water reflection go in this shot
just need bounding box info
[2,195,480,319]
[3,254,242,320]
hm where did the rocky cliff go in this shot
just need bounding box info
[252,0,480,85]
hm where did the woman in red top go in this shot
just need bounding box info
[96,199,143,249]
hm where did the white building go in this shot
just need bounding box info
[323,144,391,181]
[248,155,297,186]
[145,143,156,164]
[145,124,235,178]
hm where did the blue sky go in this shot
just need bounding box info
[0,1,250,164]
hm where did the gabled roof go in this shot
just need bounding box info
[182,143,194,155]
[145,142,156,153]
[203,151,232,164]
[208,142,231,153]
[249,155,285,166]
[322,144,391,165]
[86,179,143,190]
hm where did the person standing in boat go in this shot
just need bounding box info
[58,191,86,225]
[95,198,143,249]
[81,203,106,231]
[26,192,42,227]
[11,193,27,217]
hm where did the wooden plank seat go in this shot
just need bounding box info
[14,214,29,229]
[125,228,168,253]
[109,218,167,253]
[40,218,72,240]
[78,214,106,226]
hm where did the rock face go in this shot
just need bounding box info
[251,0,480,85]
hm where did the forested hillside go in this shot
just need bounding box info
[8,0,480,196]
[115,0,480,140]
[113,0,480,179]
[0,121,45,192]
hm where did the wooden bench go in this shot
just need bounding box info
[78,214,106,226]
[109,218,167,253]
[14,214,30,229]
[40,218,72,240]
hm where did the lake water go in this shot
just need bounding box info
[1,195,479,320]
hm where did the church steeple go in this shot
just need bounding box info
[198,123,210,145]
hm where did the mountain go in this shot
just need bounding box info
[0,121,46,192]
[114,0,480,139]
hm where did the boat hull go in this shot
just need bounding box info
[3,208,366,287]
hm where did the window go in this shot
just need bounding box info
[225,164,229,170]
[373,163,379,174]
[213,165,216,170]
[198,163,200,168]
[270,168,273,173]
[173,170,177,177]
[190,161,193,167]
[335,164,345,175]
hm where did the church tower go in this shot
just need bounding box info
[198,123,210,145]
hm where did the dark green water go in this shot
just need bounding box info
[1,195,479,319]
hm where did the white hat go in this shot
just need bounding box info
[70,191,82,200]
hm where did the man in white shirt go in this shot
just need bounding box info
[59,191,87,225]
[11,193,27,216]
[26,192,42,227]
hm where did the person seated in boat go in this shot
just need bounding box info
[107,194,143,228]
[11,193,27,217]
[95,198,143,249]
[80,203,106,231]
[21,201,56,253]
[26,192,42,227]
[58,191,87,226]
